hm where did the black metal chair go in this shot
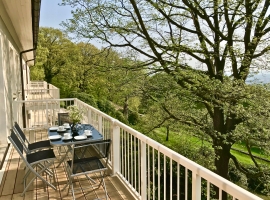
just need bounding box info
[13,122,52,153]
[64,139,111,199]
[58,113,71,126]
[8,130,57,196]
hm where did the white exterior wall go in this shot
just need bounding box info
[0,15,27,144]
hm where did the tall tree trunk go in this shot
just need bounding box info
[166,125,169,141]
[213,141,231,200]
[212,107,231,200]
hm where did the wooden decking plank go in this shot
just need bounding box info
[1,149,20,196]
[0,194,12,200]
[13,159,25,194]
[11,193,24,200]
[24,190,35,199]
[0,148,13,195]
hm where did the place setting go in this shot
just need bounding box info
[62,133,72,140]
[57,125,66,133]
[48,134,62,140]
[63,123,71,129]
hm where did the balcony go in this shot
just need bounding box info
[1,82,263,199]
[25,81,60,100]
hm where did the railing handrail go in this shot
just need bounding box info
[24,88,59,91]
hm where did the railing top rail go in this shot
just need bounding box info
[24,88,59,91]
[14,98,76,103]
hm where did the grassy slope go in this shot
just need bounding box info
[152,128,270,165]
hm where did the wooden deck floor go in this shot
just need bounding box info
[0,130,135,200]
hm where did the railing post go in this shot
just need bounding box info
[111,121,120,175]
[192,172,201,200]
[98,115,102,134]
[141,140,147,199]
[88,110,92,124]
[46,100,48,127]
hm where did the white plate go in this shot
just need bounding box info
[57,129,66,132]
[49,135,62,140]
[64,126,70,129]
[62,136,73,140]
[49,127,58,131]
[74,135,87,140]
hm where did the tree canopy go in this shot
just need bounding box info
[60,0,270,198]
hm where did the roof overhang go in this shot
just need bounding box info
[1,0,41,64]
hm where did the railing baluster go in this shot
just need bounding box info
[134,136,137,191]
[192,172,201,200]
[177,163,180,200]
[185,168,188,200]
[207,181,210,200]
[140,140,147,199]
[170,158,172,200]
[111,122,120,175]
[164,155,166,200]
[147,144,150,200]
[128,131,130,183]
[158,150,160,200]
[131,134,134,188]
[153,148,155,200]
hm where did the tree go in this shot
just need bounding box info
[32,27,75,83]
[61,0,270,198]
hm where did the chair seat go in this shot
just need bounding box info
[26,149,56,164]
[67,157,106,174]
[28,140,52,151]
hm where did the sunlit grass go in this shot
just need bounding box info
[152,127,270,165]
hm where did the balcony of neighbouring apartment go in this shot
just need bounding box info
[25,81,60,100]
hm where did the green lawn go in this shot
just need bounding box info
[152,128,270,166]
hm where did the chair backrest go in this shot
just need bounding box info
[9,130,24,155]
[70,139,111,175]
[8,130,44,181]
[74,139,111,159]
[58,113,71,126]
[14,122,28,143]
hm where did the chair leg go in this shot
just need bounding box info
[98,171,108,200]
[56,146,72,168]
[21,162,56,196]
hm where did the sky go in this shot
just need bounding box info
[40,0,72,29]
[38,0,270,83]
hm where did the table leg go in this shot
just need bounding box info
[56,145,72,168]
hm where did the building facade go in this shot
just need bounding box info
[0,0,41,179]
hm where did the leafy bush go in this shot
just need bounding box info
[115,111,128,124]
[69,92,97,108]
[128,111,139,125]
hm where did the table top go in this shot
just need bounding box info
[48,124,103,146]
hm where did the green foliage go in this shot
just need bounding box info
[67,105,84,124]
[69,92,97,108]
[128,111,139,125]
[32,27,75,84]
[115,111,128,124]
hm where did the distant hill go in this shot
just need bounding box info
[246,73,270,84]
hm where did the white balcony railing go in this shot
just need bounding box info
[12,98,263,200]
[25,81,60,100]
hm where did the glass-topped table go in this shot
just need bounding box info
[48,124,103,146]
[48,124,103,167]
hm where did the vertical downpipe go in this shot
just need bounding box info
[20,48,35,128]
